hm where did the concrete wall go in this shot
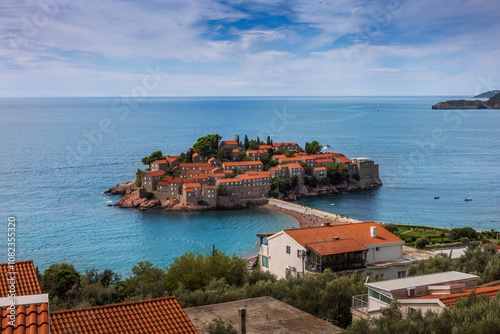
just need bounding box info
[365,243,403,264]
[263,232,305,279]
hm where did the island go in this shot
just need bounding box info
[105,135,382,211]
[432,93,500,109]
[474,90,500,98]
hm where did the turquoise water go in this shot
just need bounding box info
[0,96,499,275]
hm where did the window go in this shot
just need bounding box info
[375,247,380,251]
[261,256,269,268]
[398,271,406,278]
[297,250,302,258]
[286,246,291,254]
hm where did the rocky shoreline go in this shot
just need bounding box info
[105,180,381,211]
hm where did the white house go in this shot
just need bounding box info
[257,222,410,280]
[350,271,500,321]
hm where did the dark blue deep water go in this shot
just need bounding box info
[1,96,499,275]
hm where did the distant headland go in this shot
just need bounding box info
[432,92,500,109]
[105,135,382,211]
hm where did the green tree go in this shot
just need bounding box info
[135,168,143,186]
[384,223,398,234]
[186,149,193,163]
[266,136,271,145]
[164,251,246,292]
[415,237,430,249]
[207,317,238,334]
[244,135,249,150]
[120,261,166,300]
[301,162,314,176]
[449,227,478,241]
[41,263,81,309]
[305,140,322,154]
[141,151,163,165]
[193,134,222,158]
[326,162,349,185]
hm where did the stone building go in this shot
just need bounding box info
[142,170,166,191]
[222,161,264,173]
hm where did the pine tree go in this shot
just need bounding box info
[186,150,193,163]
[267,136,271,145]
[256,136,260,145]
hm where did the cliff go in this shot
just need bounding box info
[432,93,500,109]
[278,179,382,201]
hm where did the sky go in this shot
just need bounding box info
[1,0,499,96]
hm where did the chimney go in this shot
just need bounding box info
[239,308,246,334]
[333,236,340,240]
[370,226,377,238]
[324,222,331,227]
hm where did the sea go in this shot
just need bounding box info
[1,96,499,276]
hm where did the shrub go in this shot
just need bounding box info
[415,237,430,249]
[207,317,238,334]
[384,223,398,233]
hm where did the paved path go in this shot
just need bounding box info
[268,198,362,224]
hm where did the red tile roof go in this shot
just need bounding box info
[310,153,341,159]
[184,183,202,189]
[192,153,199,157]
[306,238,367,256]
[285,163,303,169]
[0,261,41,297]
[247,150,267,154]
[220,140,238,146]
[203,186,217,190]
[1,300,50,334]
[154,159,168,164]
[314,167,327,171]
[223,161,263,167]
[337,156,352,163]
[280,158,303,162]
[271,166,282,171]
[180,163,211,168]
[259,145,272,149]
[211,173,226,178]
[50,296,198,334]
[162,177,183,184]
[146,170,166,177]
[408,287,500,308]
[272,155,287,160]
[164,156,179,163]
[283,222,403,247]
[315,158,334,163]
[217,178,242,184]
[184,170,202,175]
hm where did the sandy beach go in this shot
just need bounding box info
[262,198,362,229]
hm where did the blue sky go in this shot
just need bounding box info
[1,0,499,96]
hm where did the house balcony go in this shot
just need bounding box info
[305,259,366,273]
[260,244,269,256]
[351,294,369,321]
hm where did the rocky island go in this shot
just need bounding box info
[432,92,500,109]
[105,135,382,211]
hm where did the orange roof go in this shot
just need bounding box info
[157,181,169,186]
[223,161,263,166]
[183,178,195,183]
[239,173,271,180]
[220,140,238,146]
[1,301,50,334]
[247,150,267,154]
[281,158,303,162]
[223,170,232,174]
[314,167,327,171]
[271,166,282,171]
[337,156,352,163]
[180,163,211,168]
[211,173,226,178]
[184,183,202,189]
[284,222,403,247]
[164,156,179,163]
[184,170,202,175]
[259,145,272,149]
[306,238,367,256]
[315,158,334,163]
[272,155,287,159]
[408,287,500,308]
[193,175,209,180]
[285,163,303,169]
[203,186,217,190]
[208,157,217,162]
[0,261,41,297]
[192,153,199,157]
[162,177,183,184]
[50,296,198,334]
[154,159,168,164]
[146,170,166,177]
[310,153,341,159]
[273,142,298,147]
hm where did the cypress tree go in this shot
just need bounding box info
[244,135,249,150]
[267,136,271,145]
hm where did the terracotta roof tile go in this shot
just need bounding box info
[306,238,367,256]
[285,163,303,169]
[180,163,211,168]
[220,140,238,146]
[259,145,272,149]
[283,222,403,247]
[184,183,202,189]
[1,299,50,334]
[184,170,202,175]
[203,186,217,190]
[146,170,166,177]
[223,161,263,167]
[232,149,239,153]
[408,287,500,308]
[154,159,168,164]
[0,261,41,297]
[217,178,242,183]
[337,156,352,163]
[50,296,198,334]
[315,158,334,163]
[314,167,327,171]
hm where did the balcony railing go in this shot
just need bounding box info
[260,245,269,256]
[351,294,368,315]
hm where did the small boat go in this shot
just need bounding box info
[434,196,440,199]
[465,197,472,201]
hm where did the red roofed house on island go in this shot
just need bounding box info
[257,222,410,280]
[141,169,166,191]
[149,159,169,172]
[273,142,301,152]
[218,140,239,150]
[351,271,500,321]
[222,161,264,173]
[336,156,352,164]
